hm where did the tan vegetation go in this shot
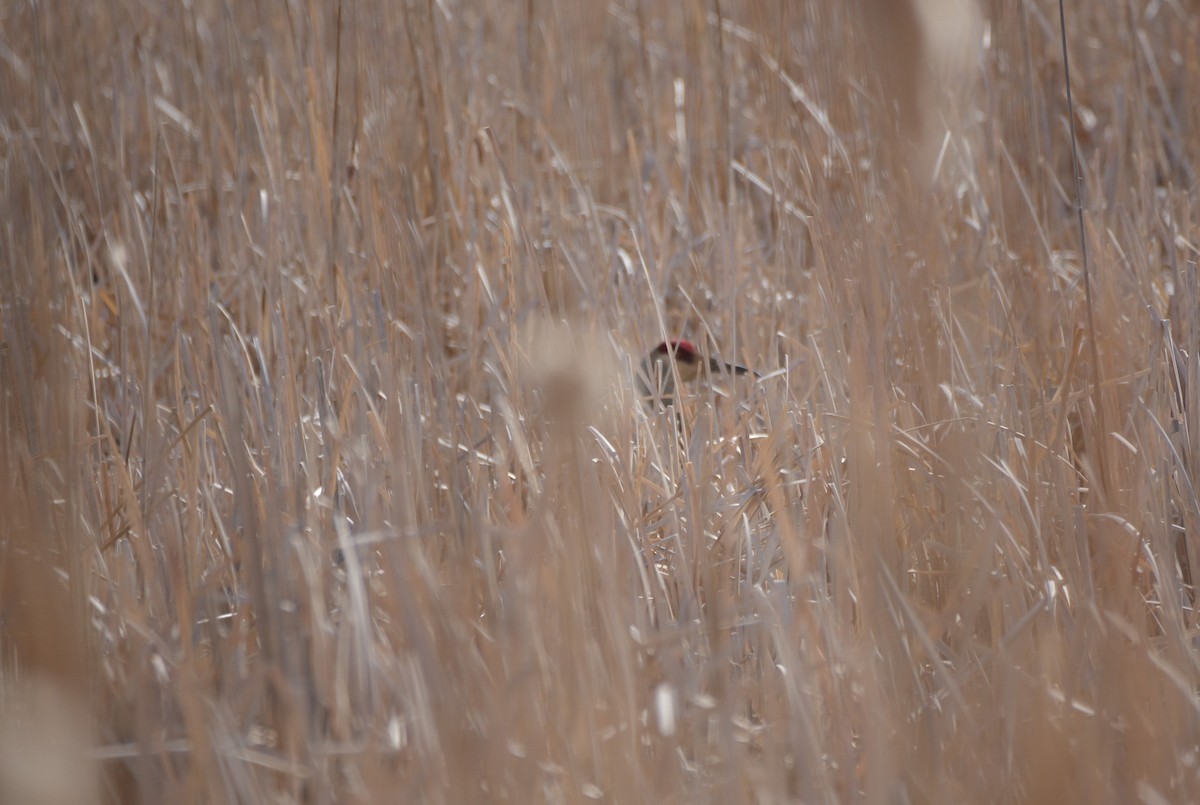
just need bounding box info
[2,0,1200,801]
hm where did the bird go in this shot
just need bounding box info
[637,339,753,409]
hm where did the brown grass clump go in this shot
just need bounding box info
[2,0,1200,801]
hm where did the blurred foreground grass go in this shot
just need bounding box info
[2,1,1200,801]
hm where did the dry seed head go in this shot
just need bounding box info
[514,317,623,430]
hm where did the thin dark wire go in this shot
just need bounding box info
[1057,0,1109,497]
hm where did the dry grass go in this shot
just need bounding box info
[2,0,1200,801]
